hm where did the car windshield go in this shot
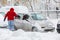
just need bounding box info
[18,13,32,20]
[31,13,47,20]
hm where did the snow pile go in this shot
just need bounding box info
[7,31,41,40]
[12,29,25,37]
[0,29,13,40]
[7,31,60,40]
[0,29,60,40]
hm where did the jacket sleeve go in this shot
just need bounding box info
[14,12,17,17]
[4,12,8,20]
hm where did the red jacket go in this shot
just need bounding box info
[4,8,17,21]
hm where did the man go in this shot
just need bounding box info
[4,8,17,31]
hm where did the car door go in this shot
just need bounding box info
[14,13,33,31]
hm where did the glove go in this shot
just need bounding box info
[4,18,6,21]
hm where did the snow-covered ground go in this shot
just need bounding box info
[0,28,60,40]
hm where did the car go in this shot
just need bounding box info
[0,12,8,28]
[14,13,55,32]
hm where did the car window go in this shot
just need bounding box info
[18,13,32,20]
[31,13,47,20]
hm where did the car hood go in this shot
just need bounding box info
[31,20,54,28]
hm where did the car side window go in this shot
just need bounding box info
[31,13,47,20]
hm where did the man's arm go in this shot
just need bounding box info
[4,13,8,21]
[14,12,18,17]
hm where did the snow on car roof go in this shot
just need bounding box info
[0,6,29,14]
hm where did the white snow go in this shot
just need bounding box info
[0,28,60,40]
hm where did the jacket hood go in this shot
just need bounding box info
[10,8,14,12]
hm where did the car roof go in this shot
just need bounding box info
[0,6,29,14]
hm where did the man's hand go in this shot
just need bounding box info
[4,18,6,21]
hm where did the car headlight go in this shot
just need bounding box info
[48,22,53,27]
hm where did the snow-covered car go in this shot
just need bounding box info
[14,13,55,32]
[0,12,8,28]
